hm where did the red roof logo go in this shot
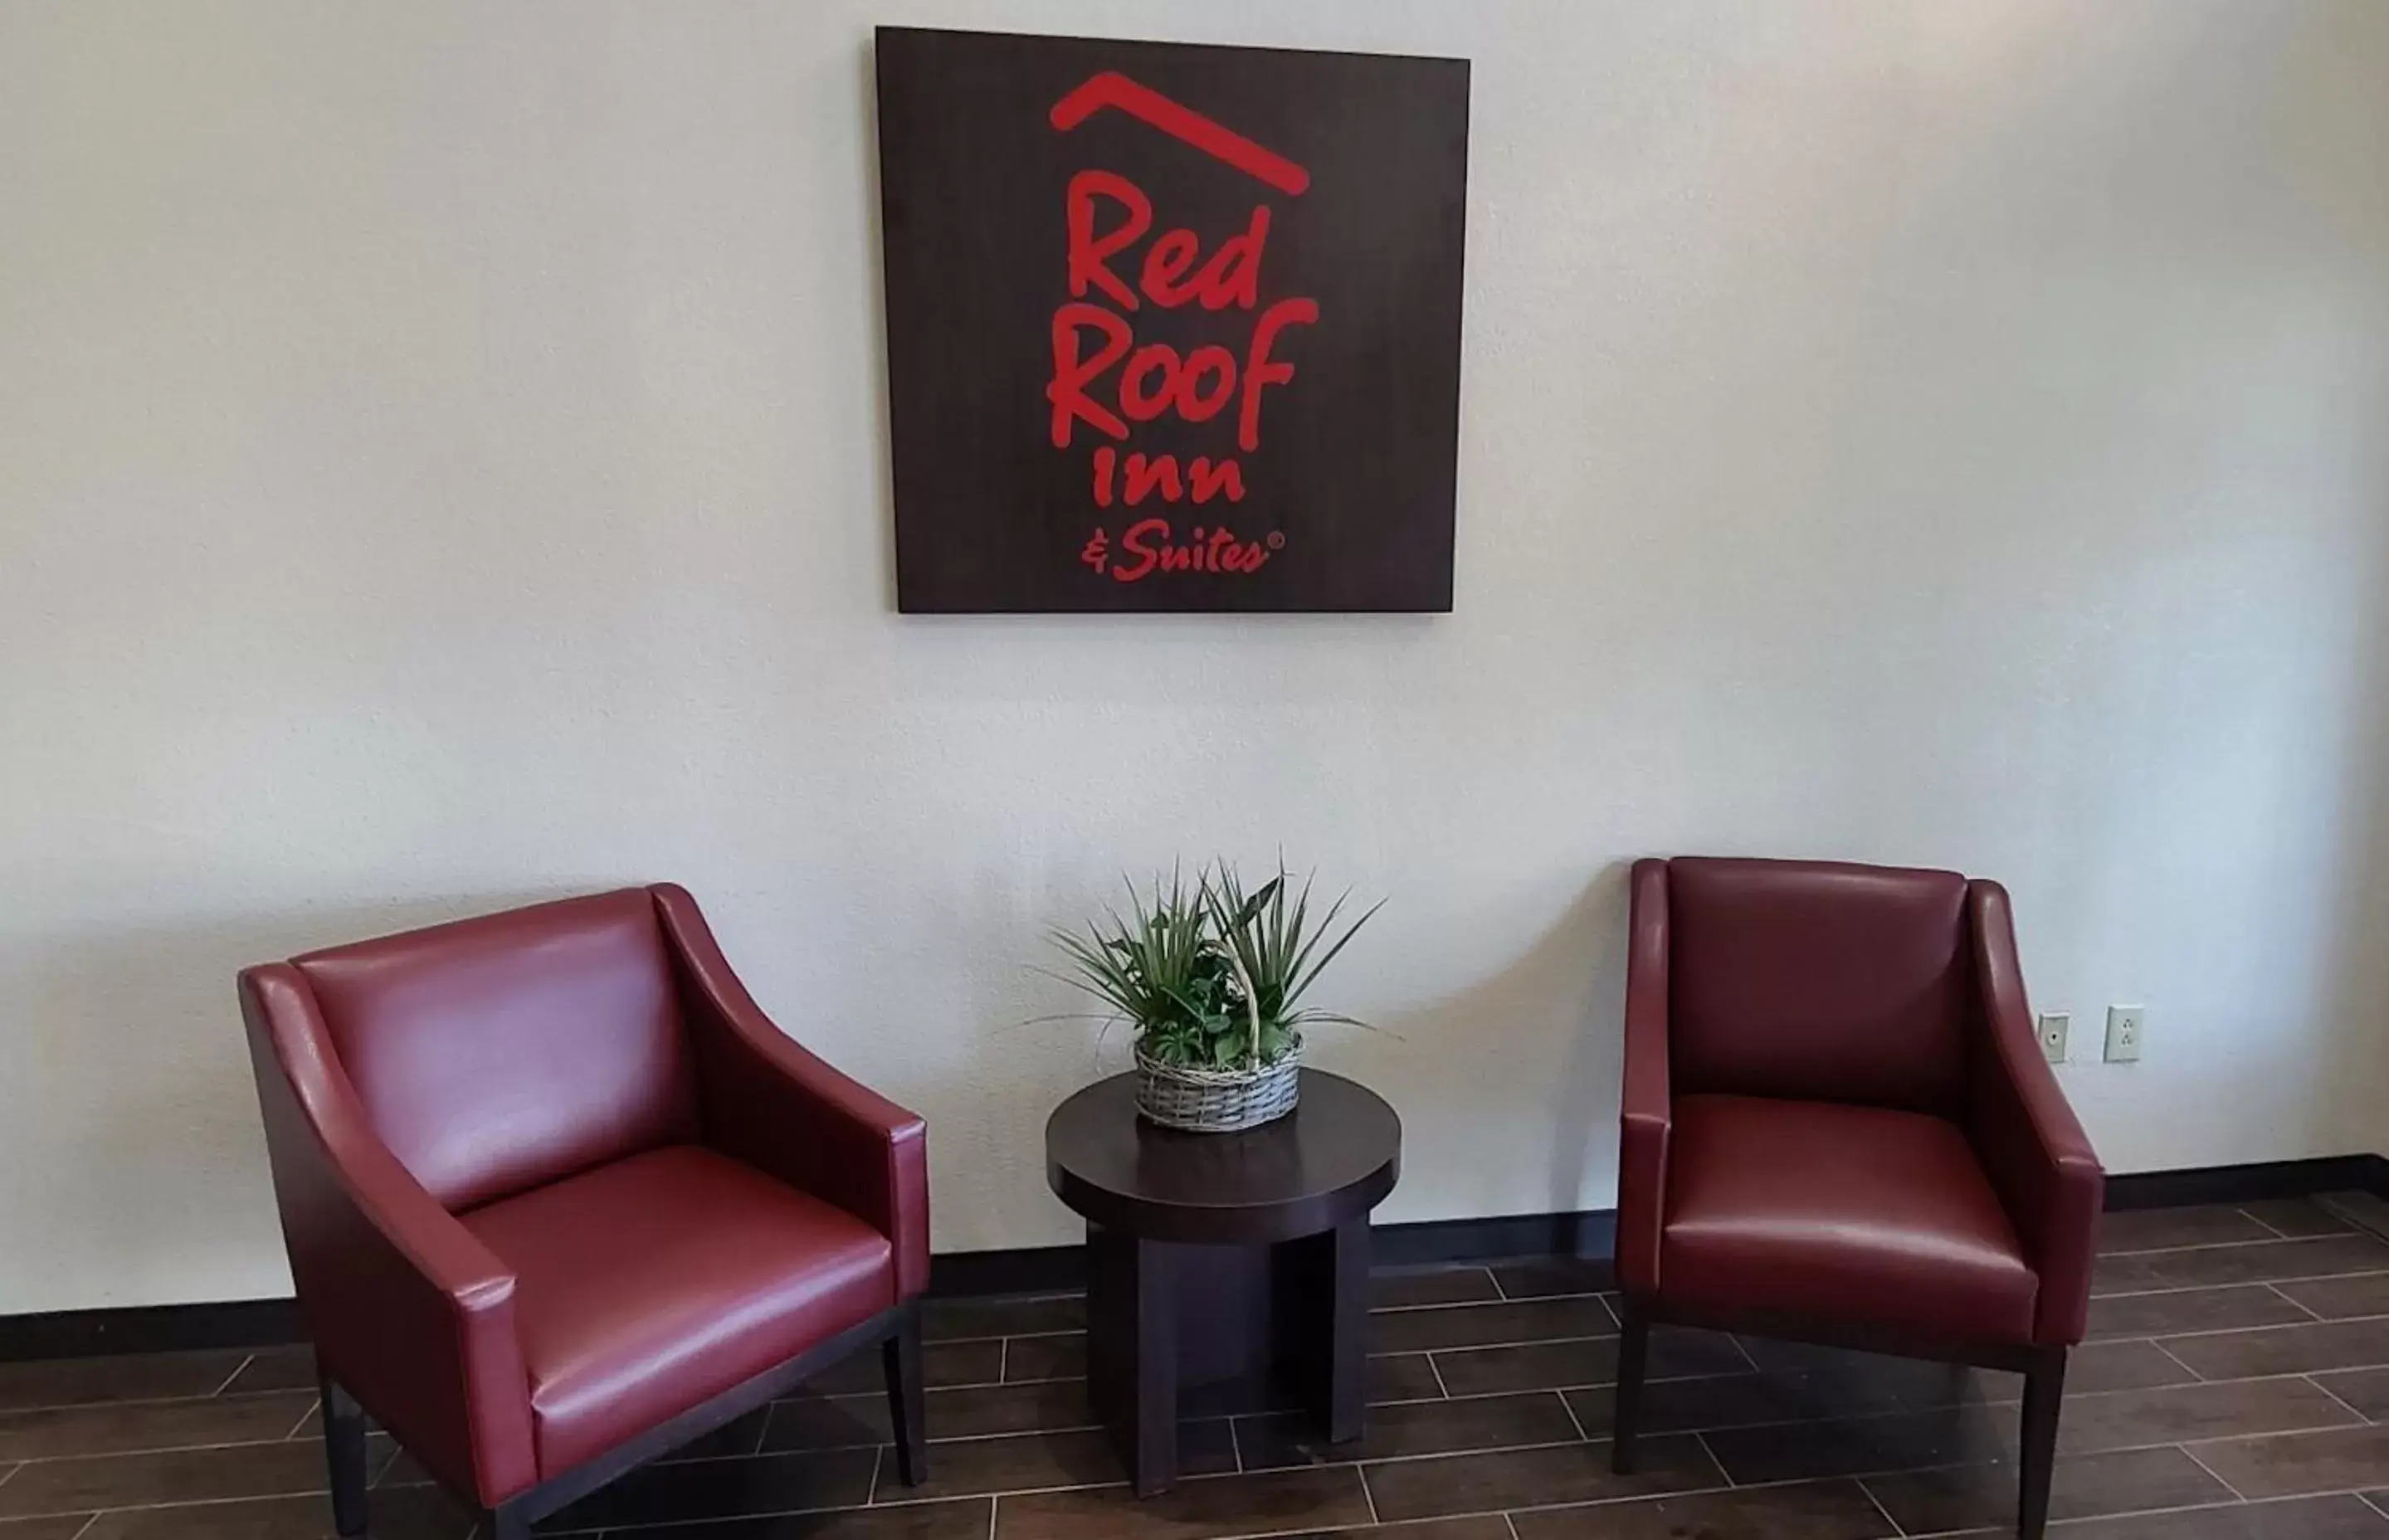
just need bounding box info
[1049,71,1310,197]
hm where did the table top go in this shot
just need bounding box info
[1045,1069,1402,1245]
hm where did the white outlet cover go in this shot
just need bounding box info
[2036,1012,2070,1064]
[2105,1005,2146,1063]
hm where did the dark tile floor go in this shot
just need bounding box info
[3,1198,2388,1538]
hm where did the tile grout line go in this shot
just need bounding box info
[284,1397,319,1441]
[127,1346,2389,1480]
[2237,1206,2297,1241]
[575,1457,2389,1539]
[2301,1372,2375,1426]
[2148,1338,2204,1381]
[1692,1429,1733,1488]
[846,1433,1668,1520]
[1208,1480,1852,1540]
[774,1362,1781,1444]
[1382,1332,1622,1355]
[1500,1512,1522,1540]
[23,1260,2386,1534]
[1377,1292,1613,1318]
[776,1302,2389,1405]
[2093,1270,2389,1299]
[2091,1266,2389,1303]
[1891,1493,2375,1540]
[1553,1386,1590,1443]
[1374,1290,1562,1313]
[22,1352,2389,1479]
[1560,1363,2389,1447]
[987,1490,1000,1540]
[632,1382,1624,1464]
[2,1432,357,1468]
[2133,1307,2389,1344]
[935,1284,1631,1337]
[210,1353,255,1396]
[2327,1195,2389,1247]
[1855,1476,1908,1538]
[2101,1229,2372,1259]
[952,1485,1825,1540]
[2262,1280,2327,1323]
[750,1403,2389,1499]
[2174,1437,2249,1502]
[22,1489,446,1525]
[65,1518,98,1540]
[0,1386,319,1420]
[475,1402,2378,1528]
[1355,1460,1381,1524]
[913,1494,1569,1540]
[1114,1413,2389,1503]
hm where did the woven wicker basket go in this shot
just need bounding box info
[1134,1045,1302,1133]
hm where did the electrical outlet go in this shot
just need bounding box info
[2036,1012,2070,1064]
[2104,1005,2146,1063]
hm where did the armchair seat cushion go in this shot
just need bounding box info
[461,1144,895,1474]
[1661,1094,2038,1345]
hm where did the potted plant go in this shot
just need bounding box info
[1050,862,1380,1132]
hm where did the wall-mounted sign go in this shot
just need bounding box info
[875,27,1470,612]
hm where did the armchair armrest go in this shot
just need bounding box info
[238,966,536,1508]
[1963,880,2105,1345]
[1616,859,1674,1300]
[651,884,931,1300]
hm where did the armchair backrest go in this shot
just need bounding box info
[1665,856,1973,1116]
[288,889,699,1211]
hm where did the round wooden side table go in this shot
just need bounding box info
[1045,1069,1402,1496]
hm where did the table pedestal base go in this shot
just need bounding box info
[1085,1216,1369,1496]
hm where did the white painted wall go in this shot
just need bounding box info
[4,0,2387,1314]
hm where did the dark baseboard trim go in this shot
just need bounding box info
[1377,1207,1618,1268]
[12,1153,2384,1362]
[0,1297,305,1363]
[929,1246,1082,1299]
[929,1208,1623,1298]
[2102,1153,2388,1211]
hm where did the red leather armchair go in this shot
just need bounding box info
[239,886,930,1539]
[1614,858,2102,1540]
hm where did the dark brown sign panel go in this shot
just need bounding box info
[875,27,1470,612]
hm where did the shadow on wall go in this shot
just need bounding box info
[1367,864,1632,1225]
[856,35,901,616]
[1548,863,1636,1214]
[11,885,612,1310]
[2316,460,2389,1156]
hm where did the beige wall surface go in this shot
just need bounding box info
[4,0,2388,1313]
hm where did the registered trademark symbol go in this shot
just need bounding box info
[1266,531,1286,549]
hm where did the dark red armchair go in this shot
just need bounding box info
[1613,858,2102,1540]
[239,886,930,1539]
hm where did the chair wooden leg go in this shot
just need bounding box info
[884,1305,928,1486]
[2018,1346,2068,1540]
[319,1374,369,1538]
[1610,1300,1650,1475]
